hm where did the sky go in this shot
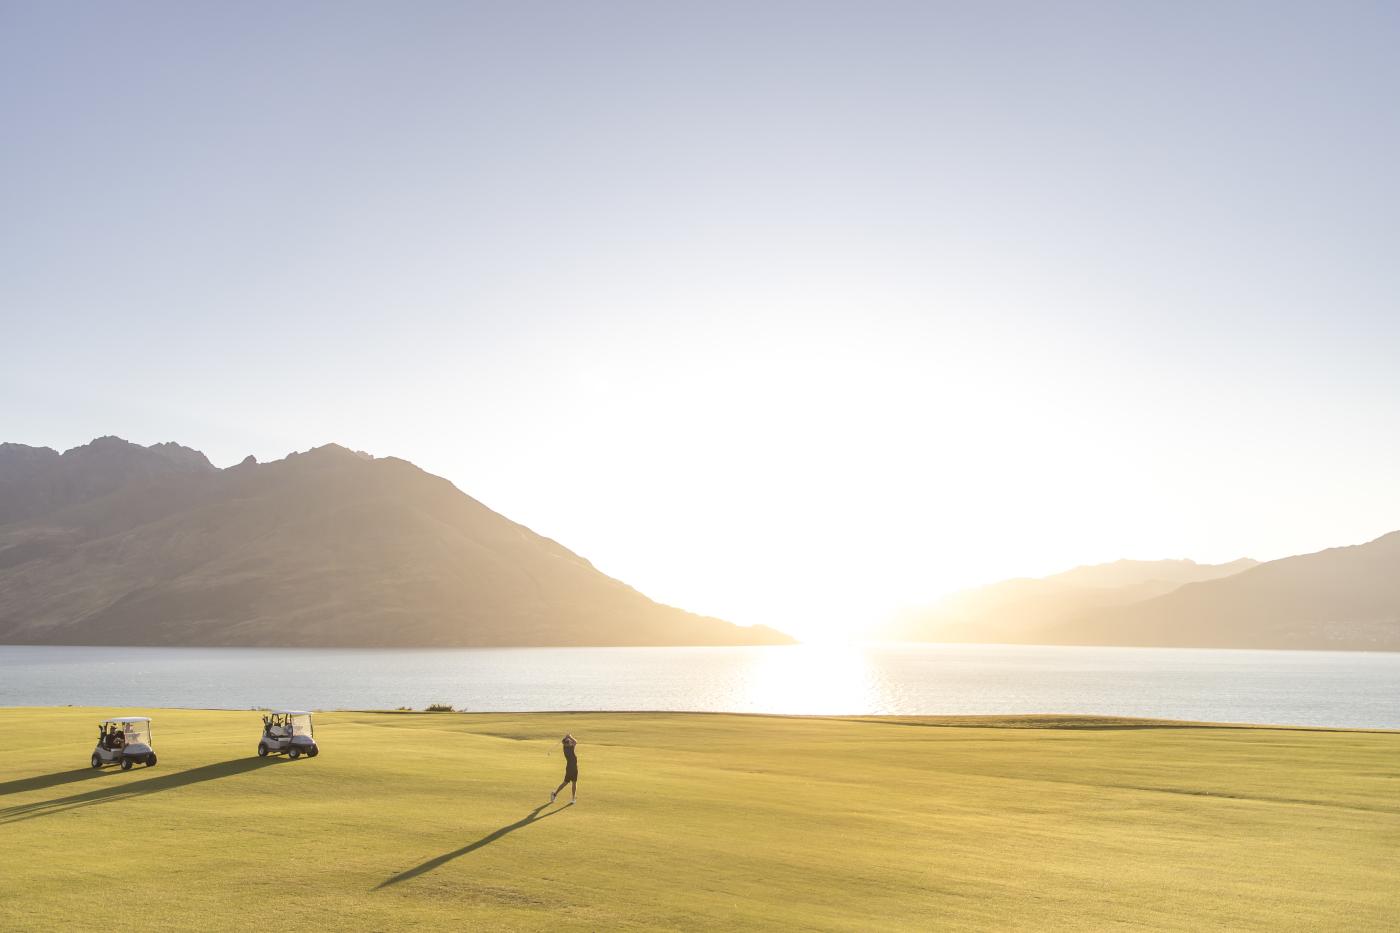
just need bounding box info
[3,2,1400,641]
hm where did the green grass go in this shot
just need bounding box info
[1,708,1396,931]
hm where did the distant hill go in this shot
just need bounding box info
[889,536,1400,651]
[1050,558,1260,590]
[0,437,791,647]
[884,558,1260,645]
[1049,533,1400,650]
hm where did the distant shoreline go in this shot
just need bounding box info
[2,640,1398,653]
[6,706,1398,734]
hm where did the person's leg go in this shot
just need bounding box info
[569,778,577,801]
[552,778,569,801]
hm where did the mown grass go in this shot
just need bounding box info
[0,708,1395,931]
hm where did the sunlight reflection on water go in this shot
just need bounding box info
[738,644,882,715]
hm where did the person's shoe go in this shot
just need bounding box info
[549,791,556,803]
[570,797,577,804]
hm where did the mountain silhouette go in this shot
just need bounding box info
[0,438,791,647]
[885,558,1258,645]
[1050,533,1400,650]
[890,538,1400,651]
[0,436,214,526]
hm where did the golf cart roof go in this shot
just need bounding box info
[104,716,151,723]
[267,710,313,716]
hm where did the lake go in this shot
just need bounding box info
[2,643,1398,728]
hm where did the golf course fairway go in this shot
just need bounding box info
[1,708,1395,931]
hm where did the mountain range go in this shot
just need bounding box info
[887,540,1400,650]
[6,436,1397,651]
[0,437,791,648]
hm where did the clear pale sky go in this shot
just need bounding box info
[4,3,1399,640]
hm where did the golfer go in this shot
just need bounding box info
[550,734,578,804]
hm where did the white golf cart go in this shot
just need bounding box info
[91,716,157,770]
[257,710,319,759]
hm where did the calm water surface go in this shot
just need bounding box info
[2,643,1398,728]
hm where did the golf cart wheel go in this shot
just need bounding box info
[120,758,133,771]
[91,753,102,769]
[257,743,268,758]
[146,754,157,767]
[288,746,301,760]
[307,747,318,758]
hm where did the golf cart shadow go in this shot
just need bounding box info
[376,802,568,889]
[0,767,117,798]
[0,756,284,825]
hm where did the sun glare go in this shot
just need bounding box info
[740,644,881,715]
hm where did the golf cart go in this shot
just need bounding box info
[258,710,319,759]
[92,716,157,770]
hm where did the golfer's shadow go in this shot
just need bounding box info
[377,802,568,888]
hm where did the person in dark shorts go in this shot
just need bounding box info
[550,734,578,804]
